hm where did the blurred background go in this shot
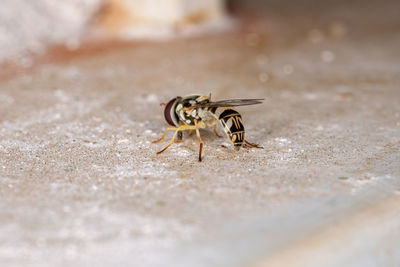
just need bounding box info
[0,0,400,267]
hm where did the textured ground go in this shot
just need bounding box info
[1,0,400,266]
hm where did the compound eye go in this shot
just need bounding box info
[164,97,180,126]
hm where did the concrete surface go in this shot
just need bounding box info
[1,0,400,266]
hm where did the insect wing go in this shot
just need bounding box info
[201,98,264,108]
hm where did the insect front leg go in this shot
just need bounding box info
[155,125,199,155]
[175,121,186,143]
[156,128,182,154]
[175,131,183,143]
[152,127,178,144]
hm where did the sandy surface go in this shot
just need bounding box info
[1,0,400,266]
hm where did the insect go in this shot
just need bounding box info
[153,94,264,161]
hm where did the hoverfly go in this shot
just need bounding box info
[153,94,264,162]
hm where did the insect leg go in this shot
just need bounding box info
[213,124,222,138]
[175,121,185,142]
[156,129,181,154]
[152,127,177,143]
[194,120,204,162]
[175,131,183,143]
[244,140,263,149]
[156,125,198,154]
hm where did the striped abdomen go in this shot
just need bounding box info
[209,107,245,150]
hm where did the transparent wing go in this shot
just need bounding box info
[197,98,264,108]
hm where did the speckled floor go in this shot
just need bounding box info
[1,0,400,266]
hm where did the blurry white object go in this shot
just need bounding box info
[0,0,101,63]
[0,0,227,63]
[96,0,228,39]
